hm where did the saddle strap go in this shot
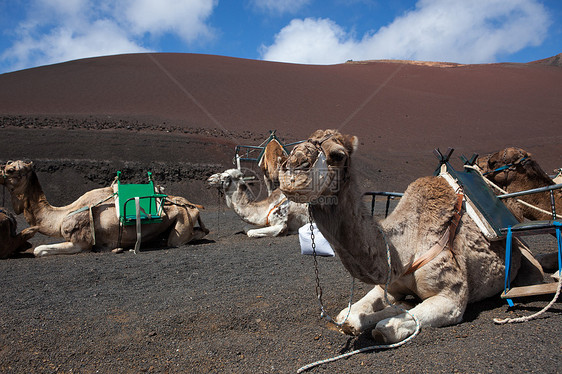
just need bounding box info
[265,197,288,226]
[134,197,142,254]
[405,192,464,275]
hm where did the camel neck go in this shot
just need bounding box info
[227,184,279,226]
[310,169,399,285]
[14,172,61,236]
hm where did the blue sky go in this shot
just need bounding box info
[1,0,561,74]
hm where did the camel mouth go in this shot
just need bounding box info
[279,148,335,203]
[206,173,223,188]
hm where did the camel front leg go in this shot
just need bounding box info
[246,223,286,238]
[34,241,89,257]
[336,285,406,336]
[372,294,465,344]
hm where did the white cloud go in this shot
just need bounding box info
[121,0,217,42]
[251,0,311,15]
[0,0,218,72]
[262,0,551,64]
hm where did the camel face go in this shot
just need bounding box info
[477,147,531,187]
[279,129,357,203]
[2,160,34,195]
[207,169,245,194]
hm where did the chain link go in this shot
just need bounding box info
[308,203,354,326]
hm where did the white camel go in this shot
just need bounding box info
[1,160,208,256]
[278,129,542,344]
[207,168,307,237]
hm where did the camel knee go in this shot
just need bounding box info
[372,314,418,344]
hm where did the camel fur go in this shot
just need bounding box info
[0,207,38,259]
[1,160,208,257]
[554,169,562,185]
[207,168,307,237]
[258,138,288,196]
[477,147,562,271]
[278,129,536,344]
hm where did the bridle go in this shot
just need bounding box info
[482,149,529,176]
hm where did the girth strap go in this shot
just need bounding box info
[405,192,464,275]
[265,197,288,226]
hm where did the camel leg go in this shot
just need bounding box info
[372,294,465,344]
[336,285,405,336]
[246,223,285,238]
[34,241,89,257]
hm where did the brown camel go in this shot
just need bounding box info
[554,169,562,184]
[476,147,561,221]
[1,160,208,256]
[258,138,288,196]
[278,129,539,343]
[477,147,562,270]
[0,207,38,259]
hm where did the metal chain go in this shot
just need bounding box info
[308,203,354,326]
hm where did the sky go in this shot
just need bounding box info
[0,0,561,74]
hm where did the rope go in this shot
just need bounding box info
[464,165,553,217]
[494,223,562,324]
[493,275,562,324]
[297,217,420,373]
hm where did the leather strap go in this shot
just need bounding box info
[404,192,464,275]
[266,197,288,226]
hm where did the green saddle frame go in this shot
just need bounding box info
[115,171,167,226]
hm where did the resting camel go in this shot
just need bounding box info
[258,137,288,196]
[0,207,38,259]
[278,129,540,344]
[477,147,562,271]
[554,169,562,185]
[1,160,208,256]
[207,168,307,237]
[476,147,561,221]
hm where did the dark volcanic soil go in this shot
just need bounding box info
[0,126,560,373]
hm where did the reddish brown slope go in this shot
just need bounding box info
[0,53,561,192]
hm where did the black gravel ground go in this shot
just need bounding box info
[0,124,560,373]
[1,207,560,374]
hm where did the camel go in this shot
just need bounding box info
[476,147,561,222]
[0,207,38,259]
[477,147,562,271]
[278,129,539,344]
[1,160,208,257]
[554,169,562,184]
[207,168,307,237]
[258,137,288,196]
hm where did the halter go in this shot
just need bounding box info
[482,148,529,176]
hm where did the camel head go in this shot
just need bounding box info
[477,147,550,187]
[207,169,251,207]
[2,160,35,214]
[279,129,358,203]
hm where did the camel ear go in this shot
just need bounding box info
[344,135,359,154]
